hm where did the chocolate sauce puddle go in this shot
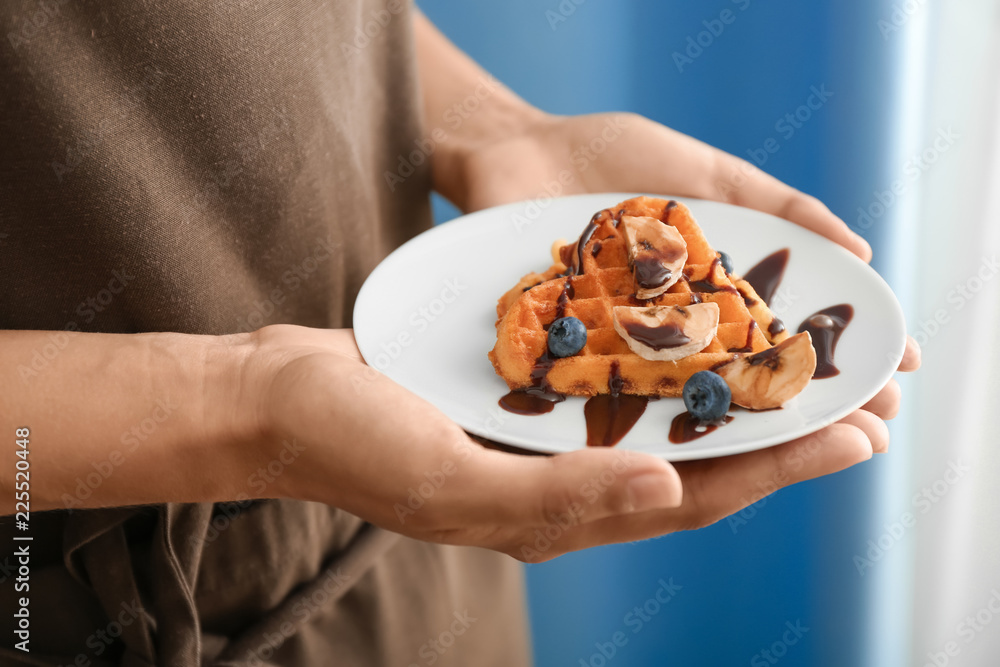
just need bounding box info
[797,304,854,379]
[743,248,789,307]
[669,413,734,444]
[498,348,566,415]
[584,362,648,447]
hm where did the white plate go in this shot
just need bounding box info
[354,193,905,461]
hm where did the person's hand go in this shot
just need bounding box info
[242,324,916,562]
[457,112,875,259]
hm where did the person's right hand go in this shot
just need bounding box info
[244,324,898,562]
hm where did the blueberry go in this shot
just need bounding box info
[682,371,732,422]
[718,251,735,275]
[547,317,587,358]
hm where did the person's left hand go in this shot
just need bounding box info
[448,110,921,456]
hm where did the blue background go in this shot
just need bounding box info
[419,1,907,664]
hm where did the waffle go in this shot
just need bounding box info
[489,196,789,397]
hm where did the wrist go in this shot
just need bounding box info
[194,330,278,500]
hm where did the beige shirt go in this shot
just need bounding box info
[0,1,529,664]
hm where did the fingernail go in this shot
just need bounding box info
[626,473,682,512]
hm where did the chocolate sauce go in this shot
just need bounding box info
[669,412,734,444]
[738,287,757,308]
[584,362,648,447]
[543,279,575,330]
[689,293,703,305]
[768,317,786,337]
[634,256,673,290]
[659,200,678,223]
[689,257,739,295]
[555,279,574,319]
[569,212,602,275]
[748,343,783,369]
[591,241,603,258]
[498,348,567,416]
[622,321,691,350]
[500,281,575,415]
[797,304,854,379]
[743,248,789,307]
[728,320,758,353]
[499,386,565,415]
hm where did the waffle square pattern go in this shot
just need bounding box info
[489,196,790,397]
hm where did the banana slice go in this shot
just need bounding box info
[714,332,817,410]
[613,302,719,362]
[621,215,688,299]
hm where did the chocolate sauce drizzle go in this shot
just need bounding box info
[728,320,758,353]
[743,248,789,307]
[768,317,786,337]
[584,362,649,447]
[621,321,691,350]
[797,304,854,379]
[689,256,739,295]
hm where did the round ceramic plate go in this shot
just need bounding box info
[353,193,905,461]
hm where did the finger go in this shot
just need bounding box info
[898,335,921,372]
[861,379,901,420]
[838,409,890,453]
[520,423,871,557]
[455,447,683,528]
[710,151,873,262]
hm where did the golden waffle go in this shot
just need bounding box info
[489,196,789,397]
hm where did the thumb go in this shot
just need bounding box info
[461,447,683,527]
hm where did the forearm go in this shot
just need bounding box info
[0,330,263,513]
[413,10,546,210]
